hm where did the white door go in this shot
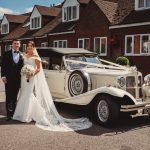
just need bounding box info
[44,69,67,98]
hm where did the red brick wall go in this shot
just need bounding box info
[76,0,110,37]
[110,25,150,76]
[48,34,76,47]
[48,0,111,59]
[35,37,48,47]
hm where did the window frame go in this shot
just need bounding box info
[30,16,41,30]
[125,34,150,56]
[1,23,9,34]
[23,44,27,52]
[135,0,150,10]
[78,38,90,50]
[41,42,48,47]
[94,37,107,56]
[63,5,79,22]
[5,45,12,52]
[53,40,68,48]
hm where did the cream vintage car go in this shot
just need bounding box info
[37,47,150,127]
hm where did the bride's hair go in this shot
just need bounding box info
[27,40,39,57]
[28,40,35,47]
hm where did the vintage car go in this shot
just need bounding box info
[37,47,150,127]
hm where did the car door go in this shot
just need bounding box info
[44,69,67,98]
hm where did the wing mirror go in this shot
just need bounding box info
[143,74,150,86]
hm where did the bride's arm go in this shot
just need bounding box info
[34,59,41,75]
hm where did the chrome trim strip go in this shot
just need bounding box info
[120,102,150,112]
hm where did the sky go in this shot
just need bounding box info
[0,0,64,19]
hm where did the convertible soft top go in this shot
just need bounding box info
[36,47,96,55]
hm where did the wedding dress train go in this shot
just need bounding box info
[13,56,92,131]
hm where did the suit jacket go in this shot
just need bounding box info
[1,50,24,81]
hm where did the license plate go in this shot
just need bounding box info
[143,105,150,114]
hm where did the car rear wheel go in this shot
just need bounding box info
[94,95,120,127]
[68,70,91,96]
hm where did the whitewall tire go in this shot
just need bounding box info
[68,70,91,96]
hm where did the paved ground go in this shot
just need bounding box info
[0,76,150,150]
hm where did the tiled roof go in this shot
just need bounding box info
[2,26,28,40]
[1,17,29,41]
[35,5,61,16]
[33,13,62,37]
[49,21,77,34]
[93,0,134,25]
[20,28,39,39]
[62,0,90,4]
[21,12,32,16]
[78,0,90,4]
[1,6,62,40]
[5,14,28,23]
[120,9,150,25]
[93,0,118,24]
[38,1,91,35]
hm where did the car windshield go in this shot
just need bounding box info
[65,55,101,69]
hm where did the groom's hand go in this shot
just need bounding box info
[1,77,7,84]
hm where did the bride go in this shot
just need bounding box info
[13,41,92,131]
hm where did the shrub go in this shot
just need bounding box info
[116,56,130,66]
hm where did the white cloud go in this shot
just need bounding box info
[0,7,19,19]
[0,7,33,19]
[0,7,14,14]
[24,7,33,13]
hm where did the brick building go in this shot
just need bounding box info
[0,0,150,75]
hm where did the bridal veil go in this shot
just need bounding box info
[32,49,92,131]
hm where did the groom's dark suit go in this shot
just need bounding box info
[1,49,23,118]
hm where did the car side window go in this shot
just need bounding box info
[50,56,62,70]
[41,57,50,69]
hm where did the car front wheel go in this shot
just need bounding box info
[94,95,120,127]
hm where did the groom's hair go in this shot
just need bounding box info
[12,39,21,43]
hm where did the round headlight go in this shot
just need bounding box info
[117,76,126,87]
[144,74,150,86]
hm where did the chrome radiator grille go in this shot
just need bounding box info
[126,76,136,87]
[126,76,143,99]
[126,76,136,97]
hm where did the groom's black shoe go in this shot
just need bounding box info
[6,116,12,121]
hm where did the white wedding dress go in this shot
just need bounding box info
[13,56,92,131]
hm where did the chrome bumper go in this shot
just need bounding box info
[120,102,150,112]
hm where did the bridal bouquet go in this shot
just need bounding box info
[21,64,35,82]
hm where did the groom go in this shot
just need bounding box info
[1,39,24,121]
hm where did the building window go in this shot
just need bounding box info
[1,23,9,34]
[30,17,41,29]
[53,40,67,48]
[23,44,27,52]
[5,45,12,51]
[41,42,48,47]
[0,46,1,56]
[141,35,149,53]
[125,34,150,55]
[125,36,133,54]
[78,38,90,50]
[63,5,79,22]
[94,37,107,56]
[135,0,150,10]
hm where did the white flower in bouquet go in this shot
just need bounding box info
[21,64,35,82]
